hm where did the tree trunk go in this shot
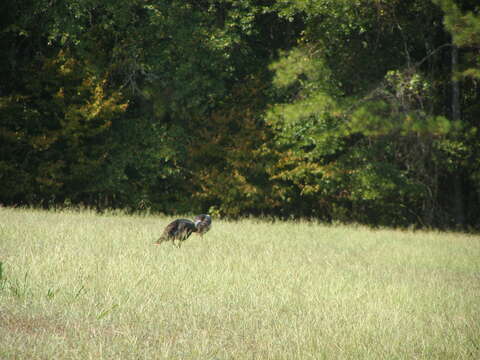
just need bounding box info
[451,44,465,228]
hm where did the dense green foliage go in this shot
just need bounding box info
[1,0,479,228]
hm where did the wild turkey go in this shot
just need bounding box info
[155,214,212,247]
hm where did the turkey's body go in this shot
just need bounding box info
[156,219,197,247]
[155,214,212,247]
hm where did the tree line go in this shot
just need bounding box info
[1,0,479,229]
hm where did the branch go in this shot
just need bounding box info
[415,43,453,68]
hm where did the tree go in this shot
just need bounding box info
[266,0,479,227]
[435,0,480,227]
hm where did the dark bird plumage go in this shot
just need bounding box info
[155,214,212,247]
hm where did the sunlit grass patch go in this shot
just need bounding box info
[1,207,479,359]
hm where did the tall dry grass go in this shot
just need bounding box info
[1,207,479,359]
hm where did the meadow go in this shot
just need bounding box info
[1,207,479,359]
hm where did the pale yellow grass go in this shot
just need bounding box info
[0,207,479,359]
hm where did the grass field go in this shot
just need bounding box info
[1,207,479,359]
